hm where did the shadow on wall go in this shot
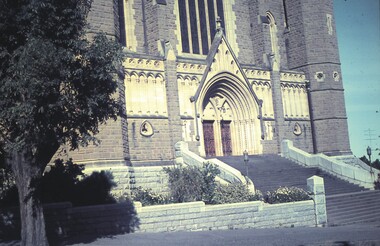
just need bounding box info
[0,200,140,245]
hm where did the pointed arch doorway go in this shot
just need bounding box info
[198,74,262,157]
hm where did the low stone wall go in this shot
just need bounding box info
[84,165,170,196]
[281,140,378,189]
[1,176,326,241]
[135,199,316,233]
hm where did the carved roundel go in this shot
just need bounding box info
[293,122,302,136]
[314,71,325,82]
[333,71,340,82]
[140,120,154,137]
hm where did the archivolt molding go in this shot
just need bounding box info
[197,72,260,124]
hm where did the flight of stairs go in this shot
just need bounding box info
[326,190,380,226]
[217,154,380,226]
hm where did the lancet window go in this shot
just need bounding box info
[178,0,225,55]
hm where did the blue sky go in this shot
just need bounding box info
[334,0,380,158]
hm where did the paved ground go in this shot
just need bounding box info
[67,223,380,246]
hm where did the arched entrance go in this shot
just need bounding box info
[197,73,262,157]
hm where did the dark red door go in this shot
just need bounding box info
[203,121,216,157]
[221,121,232,156]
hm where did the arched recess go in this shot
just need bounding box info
[196,72,262,156]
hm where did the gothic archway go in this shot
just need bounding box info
[197,73,262,156]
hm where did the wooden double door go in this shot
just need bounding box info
[203,120,232,157]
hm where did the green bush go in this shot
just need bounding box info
[164,163,220,204]
[359,156,380,170]
[375,174,380,190]
[73,170,116,206]
[40,159,85,204]
[265,186,311,204]
[0,159,117,207]
[130,187,169,206]
[212,182,262,204]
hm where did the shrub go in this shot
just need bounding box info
[212,182,262,204]
[0,159,117,207]
[164,163,220,204]
[40,159,85,204]
[375,174,380,190]
[130,187,169,206]
[265,186,311,204]
[73,170,117,206]
[359,156,380,170]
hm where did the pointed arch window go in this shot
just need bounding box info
[178,0,225,55]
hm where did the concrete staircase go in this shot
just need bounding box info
[326,190,380,226]
[217,154,380,226]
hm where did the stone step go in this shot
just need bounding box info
[217,154,367,196]
[217,154,377,226]
[327,189,380,198]
[329,212,380,226]
[326,191,380,226]
[327,202,380,218]
[326,190,380,203]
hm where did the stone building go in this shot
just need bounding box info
[68,0,352,167]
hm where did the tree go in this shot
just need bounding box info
[359,156,380,170]
[0,0,123,245]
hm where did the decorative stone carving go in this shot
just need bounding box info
[176,62,206,74]
[280,72,306,83]
[314,71,325,82]
[333,71,340,82]
[140,120,154,137]
[124,58,164,71]
[293,122,302,136]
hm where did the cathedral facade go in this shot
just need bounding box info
[68,0,352,166]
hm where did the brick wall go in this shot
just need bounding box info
[128,118,174,162]
[232,0,255,64]
[285,0,351,155]
[87,0,118,37]
[67,118,127,165]
[75,0,352,165]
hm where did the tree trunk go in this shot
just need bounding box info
[10,151,49,246]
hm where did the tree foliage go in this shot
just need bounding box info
[359,156,380,170]
[164,163,220,204]
[0,0,123,244]
[0,0,123,158]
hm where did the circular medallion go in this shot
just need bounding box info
[140,120,154,137]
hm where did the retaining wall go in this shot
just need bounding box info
[1,175,325,241]
[0,202,139,242]
[135,199,316,233]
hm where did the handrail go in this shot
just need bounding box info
[281,140,378,189]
